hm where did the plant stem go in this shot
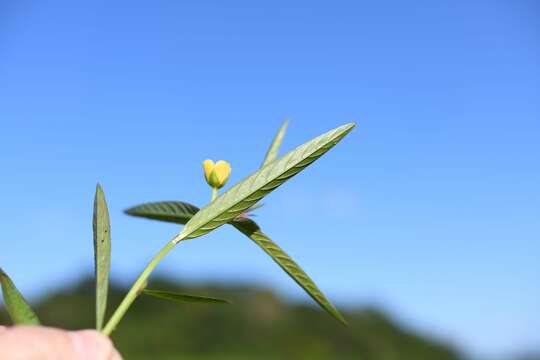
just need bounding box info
[101,235,183,336]
[211,187,218,201]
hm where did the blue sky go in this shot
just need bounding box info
[1,0,538,358]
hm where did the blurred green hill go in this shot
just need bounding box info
[1,278,463,360]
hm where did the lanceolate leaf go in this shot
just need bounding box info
[125,201,196,225]
[231,220,347,325]
[125,201,198,224]
[0,268,40,325]
[125,201,347,325]
[179,122,355,240]
[261,119,289,167]
[142,289,229,304]
[93,184,111,331]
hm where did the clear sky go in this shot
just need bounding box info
[1,1,538,358]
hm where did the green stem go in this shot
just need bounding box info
[101,234,184,336]
[211,187,218,201]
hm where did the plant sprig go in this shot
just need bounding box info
[0,120,355,343]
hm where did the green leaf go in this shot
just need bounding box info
[231,219,347,325]
[179,122,355,240]
[124,201,347,325]
[261,119,289,167]
[142,289,230,304]
[0,268,40,325]
[125,201,199,224]
[93,183,111,331]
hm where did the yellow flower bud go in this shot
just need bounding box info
[202,159,231,189]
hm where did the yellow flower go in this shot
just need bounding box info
[202,159,231,189]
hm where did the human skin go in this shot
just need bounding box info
[0,326,122,360]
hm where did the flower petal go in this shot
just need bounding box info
[202,160,215,182]
[214,160,231,187]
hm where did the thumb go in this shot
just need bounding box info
[70,329,123,360]
[0,326,122,360]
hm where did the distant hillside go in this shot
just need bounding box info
[1,278,463,360]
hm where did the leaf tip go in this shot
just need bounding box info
[344,122,356,131]
[335,312,348,327]
[94,184,107,207]
[334,122,355,141]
